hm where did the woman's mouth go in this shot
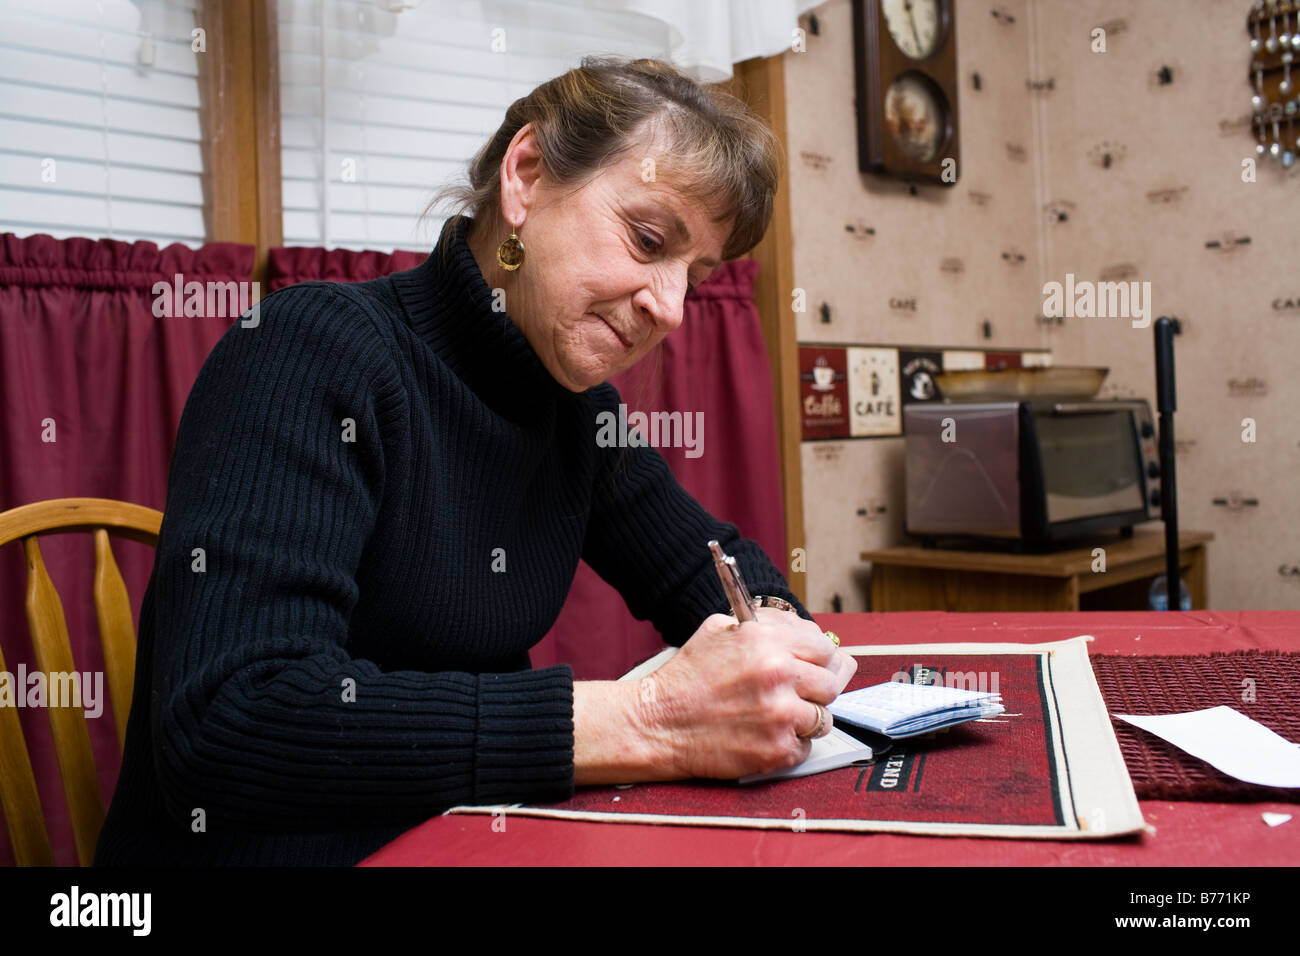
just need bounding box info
[591,312,633,350]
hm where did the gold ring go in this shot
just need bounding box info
[824,630,840,646]
[797,704,832,739]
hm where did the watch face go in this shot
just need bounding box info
[882,0,942,59]
[885,72,946,162]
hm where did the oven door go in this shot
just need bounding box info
[1025,402,1149,535]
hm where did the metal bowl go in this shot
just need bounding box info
[933,366,1109,401]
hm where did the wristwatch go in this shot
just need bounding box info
[720,594,797,616]
[751,595,797,613]
[725,594,840,646]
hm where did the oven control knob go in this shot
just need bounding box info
[1150,489,1161,507]
[1147,462,1160,479]
[1140,422,1155,439]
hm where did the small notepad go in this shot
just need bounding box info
[738,727,873,785]
[829,682,1004,738]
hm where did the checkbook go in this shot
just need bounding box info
[828,681,1005,739]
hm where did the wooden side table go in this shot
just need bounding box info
[861,531,1213,612]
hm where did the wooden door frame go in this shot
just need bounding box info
[721,56,806,604]
[197,0,282,284]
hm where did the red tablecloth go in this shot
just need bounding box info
[360,611,1300,866]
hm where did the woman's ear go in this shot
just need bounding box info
[499,122,546,227]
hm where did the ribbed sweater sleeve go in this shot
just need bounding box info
[149,285,574,830]
[581,382,813,647]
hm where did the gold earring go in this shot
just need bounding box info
[496,228,525,271]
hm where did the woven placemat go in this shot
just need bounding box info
[1091,650,1300,803]
[455,639,1149,838]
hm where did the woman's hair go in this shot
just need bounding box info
[424,55,782,260]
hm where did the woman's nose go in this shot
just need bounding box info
[633,268,688,331]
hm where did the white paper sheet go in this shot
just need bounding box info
[737,727,873,785]
[1114,706,1300,788]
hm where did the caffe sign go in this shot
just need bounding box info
[798,347,849,440]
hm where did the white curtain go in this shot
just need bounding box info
[372,0,826,82]
[592,0,828,82]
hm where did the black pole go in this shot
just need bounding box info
[1154,317,1180,609]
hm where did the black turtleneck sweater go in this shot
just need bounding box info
[94,215,810,867]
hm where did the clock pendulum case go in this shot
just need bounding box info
[853,0,961,186]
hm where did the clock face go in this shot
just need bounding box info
[882,0,942,59]
[885,72,946,162]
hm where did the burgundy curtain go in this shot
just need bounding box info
[0,239,784,865]
[266,246,428,290]
[0,233,255,866]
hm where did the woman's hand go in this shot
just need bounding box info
[631,608,857,780]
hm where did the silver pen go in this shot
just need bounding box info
[708,539,757,623]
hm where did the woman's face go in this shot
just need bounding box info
[470,123,734,392]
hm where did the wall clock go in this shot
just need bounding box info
[853,0,961,185]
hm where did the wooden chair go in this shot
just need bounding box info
[0,497,162,866]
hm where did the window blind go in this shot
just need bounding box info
[0,0,207,246]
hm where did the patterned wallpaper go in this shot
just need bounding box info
[785,0,1298,610]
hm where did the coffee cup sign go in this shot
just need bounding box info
[798,348,851,440]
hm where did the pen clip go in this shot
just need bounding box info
[708,539,758,623]
[724,556,756,612]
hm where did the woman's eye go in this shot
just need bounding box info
[635,231,662,254]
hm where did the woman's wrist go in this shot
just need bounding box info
[572,679,677,786]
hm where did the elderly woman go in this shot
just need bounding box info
[95,56,855,867]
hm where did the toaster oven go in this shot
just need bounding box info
[903,399,1161,547]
